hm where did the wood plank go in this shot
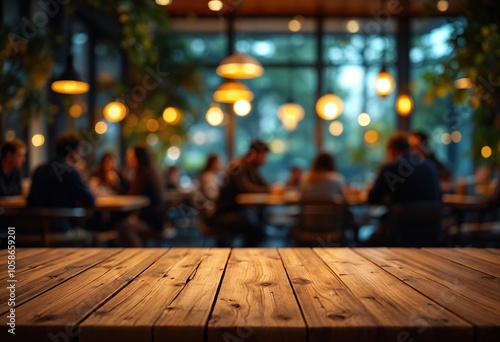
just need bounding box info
[154,248,231,342]
[315,248,473,342]
[5,248,166,342]
[278,248,378,341]
[208,248,306,342]
[79,248,225,342]
[424,248,500,278]
[0,248,68,281]
[455,248,500,266]
[487,248,500,255]
[355,248,500,342]
[0,248,122,315]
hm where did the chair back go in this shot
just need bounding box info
[386,200,442,246]
[1,207,88,246]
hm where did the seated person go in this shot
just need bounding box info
[368,132,442,247]
[117,145,163,247]
[409,131,454,193]
[165,165,181,191]
[0,138,27,196]
[198,153,222,216]
[209,140,270,247]
[300,152,345,201]
[89,151,129,195]
[286,166,303,189]
[27,132,95,235]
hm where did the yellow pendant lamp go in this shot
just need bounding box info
[216,53,264,79]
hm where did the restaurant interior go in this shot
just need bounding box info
[1,0,499,249]
[1,1,500,341]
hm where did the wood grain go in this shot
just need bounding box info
[208,248,306,342]
[454,248,500,265]
[80,248,226,342]
[279,248,378,341]
[154,248,231,342]
[9,249,166,342]
[356,248,499,342]
[315,248,473,342]
[424,248,500,278]
[0,248,122,315]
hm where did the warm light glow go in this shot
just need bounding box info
[69,104,83,118]
[233,99,252,116]
[155,0,172,5]
[441,133,451,145]
[358,113,371,127]
[216,53,264,79]
[481,146,492,158]
[396,93,414,116]
[436,0,449,12]
[193,131,206,145]
[5,130,16,141]
[454,77,472,89]
[103,101,128,122]
[146,133,159,146]
[95,121,108,134]
[364,130,379,144]
[288,18,302,32]
[208,0,223,11]
[375,67,395,98]
[451,131,462,143]
[278,102,305,130]
[316,93,344,120]
[329,121,344,136]
[213,81,254,103]
[167,146,181,161]
[346,20,360,33]
[51,80,89,94]
[146,119,159,132]
[162,107,183,125]
[31,134,45,147]
[206,104,224,126]
[270,139,286,154]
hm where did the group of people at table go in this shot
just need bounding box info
[1,130,499,247]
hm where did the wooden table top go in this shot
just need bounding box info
[1,248,498,342]
[0,195,150,212]
[237,191,488,209]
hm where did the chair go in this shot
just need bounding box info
[291,198,348,247]
[384,201,443,247]
[1,207,89,247]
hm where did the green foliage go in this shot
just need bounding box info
[425,0,500,164]
[0,23,53,120]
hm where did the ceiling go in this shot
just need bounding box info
[165,0,465,18]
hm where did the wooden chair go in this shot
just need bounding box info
[291,198,348,247]
[385,201,443,247]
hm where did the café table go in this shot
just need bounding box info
[0,195,150,212]
[0,247,498,342]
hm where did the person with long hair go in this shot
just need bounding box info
[300,152,346,201]
[118,145,163,247]
[89,151,129,195]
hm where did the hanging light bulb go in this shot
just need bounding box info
[395,93,414,116]
[375,66,395,98]
[213,80,254,103]
[162,106,183,125]
[277,100,304,131]
[206,103,224,126]
[216,53,264,79]
[316,93,343,120]
[103,100,128,122]
[51,54,89,94]
[233,99,252,116]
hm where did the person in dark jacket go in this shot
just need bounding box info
[209,140,270,247]
[368,132,442,247]
[0,139,26,196]
[27,132,95,232]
